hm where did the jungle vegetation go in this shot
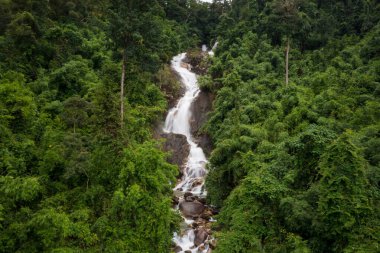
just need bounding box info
[0,0,379,252]
[202,0,380,252]
[0,0,221,252]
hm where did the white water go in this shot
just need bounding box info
[208,42,218,57]
[164,53,209,252]
[164,53,208,196]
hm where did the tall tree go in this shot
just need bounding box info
[108,0,155,128]
[108,0,177,128]
[269,0,309,85]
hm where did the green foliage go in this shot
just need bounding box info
[314,132,374,252]
[205,1,380,252]
[102,142,178,252]
[0,0,204,252]
[108,0,193,72]
[2,0,379,252]
[49,58,99,99]
[154,64,181,103]
[61,96,90,132]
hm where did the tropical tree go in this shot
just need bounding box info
[268,0,311,84]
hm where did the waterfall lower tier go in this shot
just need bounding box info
[164,53,215,253]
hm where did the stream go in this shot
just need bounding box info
[163,51,215,253]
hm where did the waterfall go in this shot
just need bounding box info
[164,53,213,252]
[164,53,207,195]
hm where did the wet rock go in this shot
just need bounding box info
[184,49,212,75]
[173,190,185,198]
[183,50,205,75]
[194,220,205,228]
[185,196,195,202]
[184,192,193,198]
[194,217,209,227]
[198,168,207,177]
[192,178,203,187]
[172,196,179,205]
[211,208,220,215]
[160,133,190,169]
[194,228,208,246]
[190,90,214,157]
[181,62,191,70]
[198,198,207,205]
[174,245,182,252]
[179,201,205,218]
[185,250,192,253]
[209,239,217,249]
[198,244,206,252]
[200,209,213,221]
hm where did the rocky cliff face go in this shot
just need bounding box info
[190,90,214,157]
[159,133,190,171]
[167,70,186,108]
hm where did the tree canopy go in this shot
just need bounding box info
[1,0,379,252]
[201,1,380,252]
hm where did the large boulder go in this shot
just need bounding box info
[184,192,193,198]
[179,201,205,218]
[209,239,217,250]
[194,228,208,246]
[173,245,182,253]
[160,133,190,169]
[200,208,213,221]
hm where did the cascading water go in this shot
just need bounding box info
[164,51,214,253]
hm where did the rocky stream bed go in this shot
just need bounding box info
[159,50,216,253]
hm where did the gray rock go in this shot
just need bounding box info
[194,228,208,246]
[191,178,203,187]
[184,192,193,198]
[172,196,179,205]
[197,244,206,252]
[200,210,212,221]
[198,198,207,205]
[183,50,207,75]
[174,245,182,252]
[190,90,214,156]
[160,133,190,169]
[209,239,217,249]
[173,190,185,198]
[179,201,205,218]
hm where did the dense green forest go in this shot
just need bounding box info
[0,0,224,252]
[202,0,380,252]
[1,0,379,252]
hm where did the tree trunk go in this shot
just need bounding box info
[120,50,126,128]
[285,38,290,85]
